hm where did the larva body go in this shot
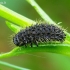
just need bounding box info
[13,23,66,47]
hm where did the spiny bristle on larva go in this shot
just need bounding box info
[13,23,66,47]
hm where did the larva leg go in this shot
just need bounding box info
[24,44,27,48]
[30,42,33,47]
[34,41,38,47]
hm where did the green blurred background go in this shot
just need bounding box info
[0,0,70,70]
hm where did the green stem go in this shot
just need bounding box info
[26,0,55,24]
[0,61,30,70]
[0,44,70,58]
[0,4,36,28]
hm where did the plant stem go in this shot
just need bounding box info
[26,0,55,24]
[0,61,30,70]
[0,4,36,28]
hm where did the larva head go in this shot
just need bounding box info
[13,32,26,46]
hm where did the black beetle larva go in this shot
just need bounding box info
[13,23,66,47]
